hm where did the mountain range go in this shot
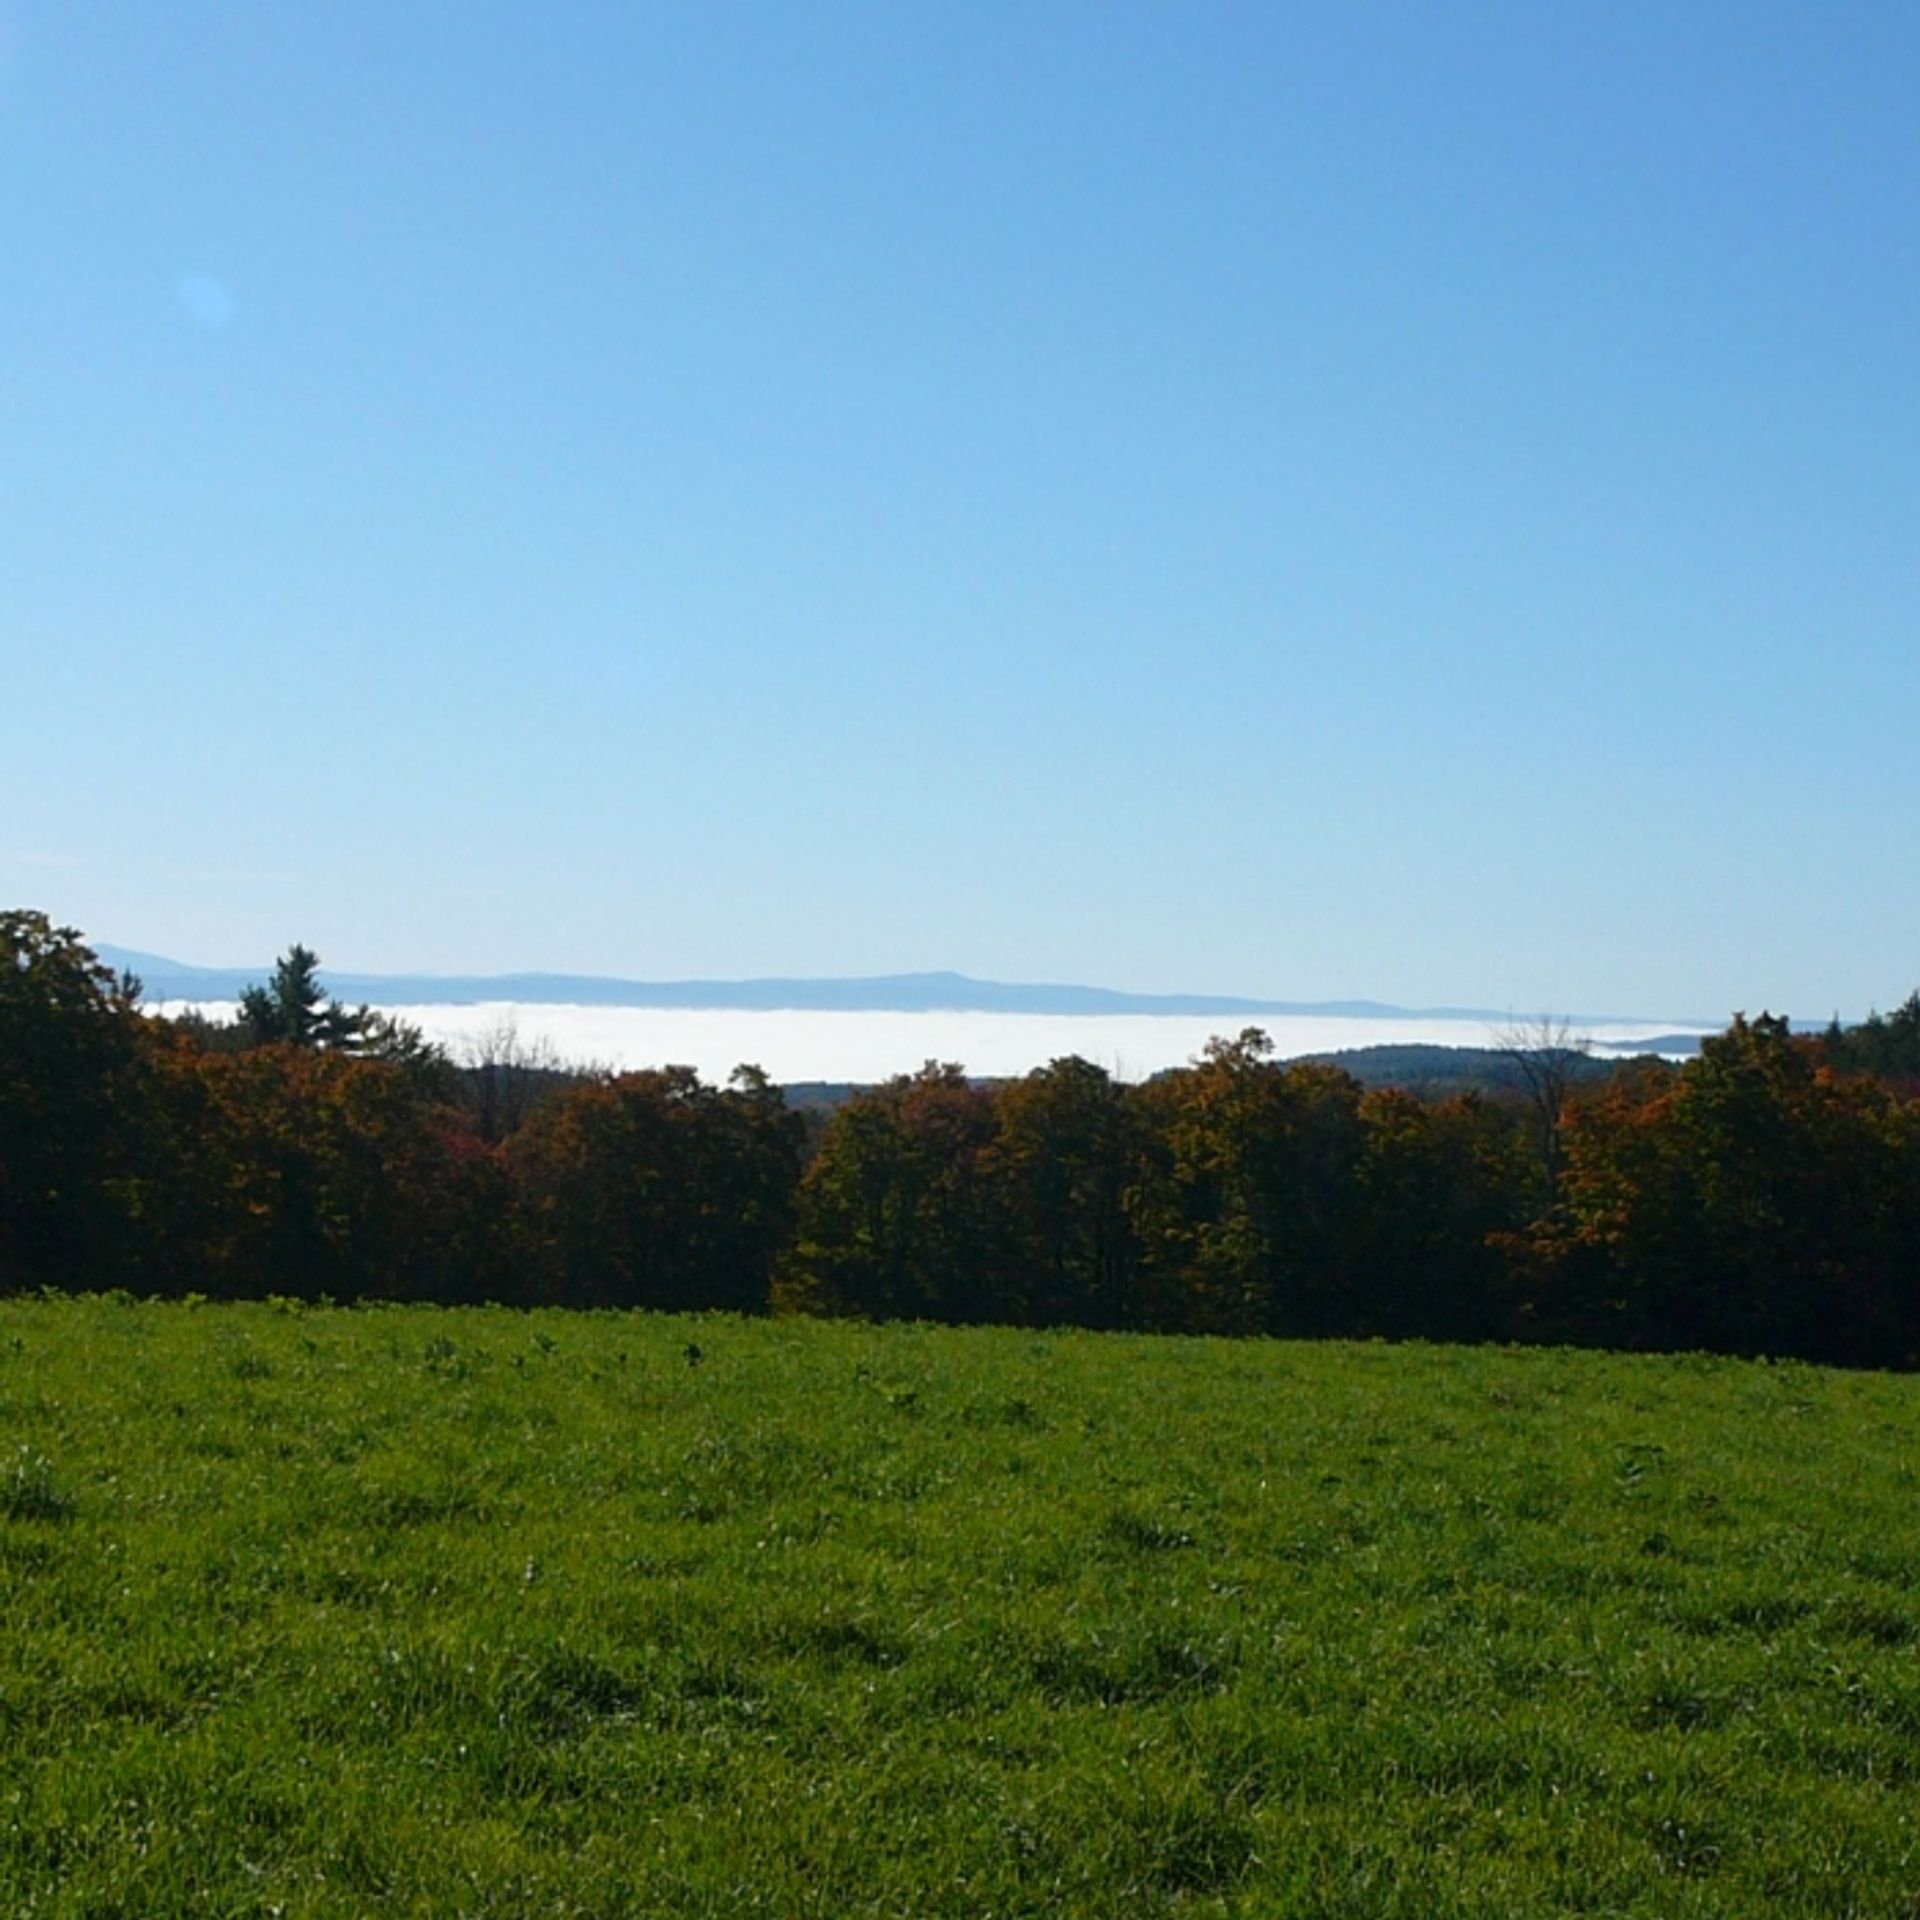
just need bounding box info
[96,945,1691,1029]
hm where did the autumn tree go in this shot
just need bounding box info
[1541,1016,1920,1363]
[129,1034,488,1302]
[509,1065,803,1312]
[1129,1033,1368,1336]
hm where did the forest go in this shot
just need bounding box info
[5,909,1920,1369]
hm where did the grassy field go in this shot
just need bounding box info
[3,1299,1918,1917]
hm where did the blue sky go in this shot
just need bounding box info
[4,3,1916,1019]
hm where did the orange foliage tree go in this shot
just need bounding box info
[508,1065,802,1311]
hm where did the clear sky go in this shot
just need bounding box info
[4,3,1916,1020]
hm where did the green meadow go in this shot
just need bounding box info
[3,1298,1917,1917]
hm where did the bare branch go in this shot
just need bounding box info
[1494,1014,1591,1206]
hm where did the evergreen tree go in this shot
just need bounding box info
[237,944,440,1075]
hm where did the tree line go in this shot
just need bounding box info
[5,910,1920,1368]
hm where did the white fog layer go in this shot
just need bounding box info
[148,1003,1708,1084]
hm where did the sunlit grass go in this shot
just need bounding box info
[3,1295,1917,1916]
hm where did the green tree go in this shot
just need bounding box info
[1822,992,1920,1085]
[1347,1088,1531,1339]
[782,1064,1002,1322]
[237,943,443,1080]
[0,912,148,1289]
[239,945,348,1047]
[981,1056,1143,1328]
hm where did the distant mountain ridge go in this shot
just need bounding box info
[96,944,1681,1027]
